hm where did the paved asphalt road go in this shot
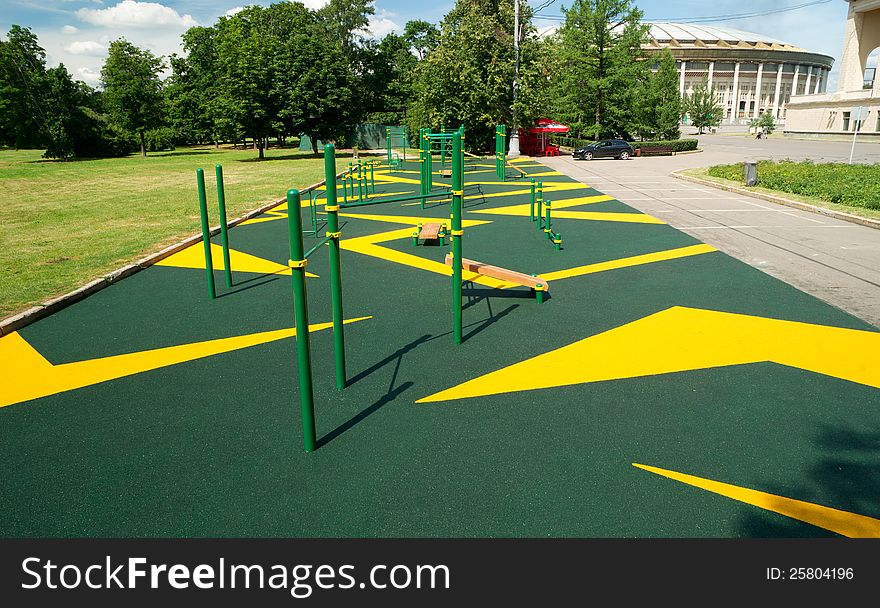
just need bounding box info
[541,136,880,327]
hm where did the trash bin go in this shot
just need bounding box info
[743,161,757,187]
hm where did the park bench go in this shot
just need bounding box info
[444,253,548,303]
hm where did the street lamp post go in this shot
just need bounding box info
[508,0,521,158]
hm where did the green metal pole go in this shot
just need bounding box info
[403,126,407,162]
[286,188,316,453]
[529,178,536,221]
[420,128,428,208]
[386,127,391,165]
[452,130,463,345]
[196,168,216,300]
[324,144,346,390]
[545,200,552,239]
[215,165,233,288]
[370,160,375,194]
[536,181,544,229]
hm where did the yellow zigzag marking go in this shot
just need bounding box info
[0,317,371,409]
[240,210,287,225]
[156,243,318,278]
[475,195,664,224]
[464,182,586,201]
[540,244,714,281]
[634,463,880,538]
[336,214,508,288]
[476,195,615,215]
[417,306,880,403]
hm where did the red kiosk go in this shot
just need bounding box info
[518,119,569,157]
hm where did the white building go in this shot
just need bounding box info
[785,0,880,137]
[644,22,835,126]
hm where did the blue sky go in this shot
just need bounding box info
[1,0,851,87]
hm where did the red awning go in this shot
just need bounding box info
[529,119,569,133]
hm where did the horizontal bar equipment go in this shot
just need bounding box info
[339,189,453,208]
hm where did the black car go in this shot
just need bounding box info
[573,139,634,160]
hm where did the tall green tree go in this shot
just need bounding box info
[410,0,547,151]
[0,25,49,149]
[684,78,722,134]
[362,32,418,123]
[167,26,220,145]
[552,0,649,140]
[403,20,439,60]
[634,49,681,140]
[101,39,166,157]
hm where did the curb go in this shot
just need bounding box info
[670,170,880,231]
[0,167,352,337]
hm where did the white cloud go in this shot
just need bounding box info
[300,0,330,9]
[224,6,244,17]
[76,1,199,30]
[61,25,79,35]
[76,67,102,86]
[66,40,108,56]
[365,10,401,39]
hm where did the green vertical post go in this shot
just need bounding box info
[286,188,316,453]
[420,128,429,208]
[403,126,407,162]
[370,161,375,194]
[196,168,216,300]
[324,144,346,390]
[452,130,463,345]
[536,181,544,229]
[536,284,545,304]
[386,127,391,165]
[214,165,233,288]
[440,124,446,168]
[545,200,552,239]
[529,178,536,221]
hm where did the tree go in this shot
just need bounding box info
[362,32,418,123]
[101,39,166,157]
[552,0,649,140]
[684,78,723,134]
[410,0,548,152]
[634,49,681,140]
[318,0,375,61]
[403,20,439,60]
[0,25,49,149]
[751,111,776,134]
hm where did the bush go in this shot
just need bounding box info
[707,160,880,210]
[549,135,697,154]
[143,127,176,152]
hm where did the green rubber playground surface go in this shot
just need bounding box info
[2,155,879,538]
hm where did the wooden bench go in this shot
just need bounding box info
[444,254,548,302]
[412,222,445,246]
[440,169,452,178]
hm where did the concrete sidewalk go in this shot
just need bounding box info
[541,151,880,327]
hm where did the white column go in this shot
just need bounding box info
[679,60,686,97]
[753,63,764,118]
[804,66,813,95]
[813,69,822,94]
[707,61,715,89]
[792,65,801,96]
[773,65,784,119]
[729,62,741,124]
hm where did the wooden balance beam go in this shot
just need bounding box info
[444,254,548,303]
[412,222,446,246]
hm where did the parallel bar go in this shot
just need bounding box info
[325,144,346,390]
[304,235,333,259]
[339,189,452,208]
[215,165,233,288]
[452,130,463,345]
[286,189,316,453]
[196,168,216,300]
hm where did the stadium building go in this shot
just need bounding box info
[644,22,835,126]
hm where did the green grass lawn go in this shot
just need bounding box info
[0,146,353,319]
[683,166,880,222]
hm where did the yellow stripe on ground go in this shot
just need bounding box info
[417,306,880,402]
[633,463,880,538]
[337,218,509,289]
[0,317,371,409]
[527,171,564,177]
[475,195,615,216]
[156,243,318,277]
[464,183,587,201]
[240,210,288,225]
[551,211,665,224]
[541,244,715,282]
